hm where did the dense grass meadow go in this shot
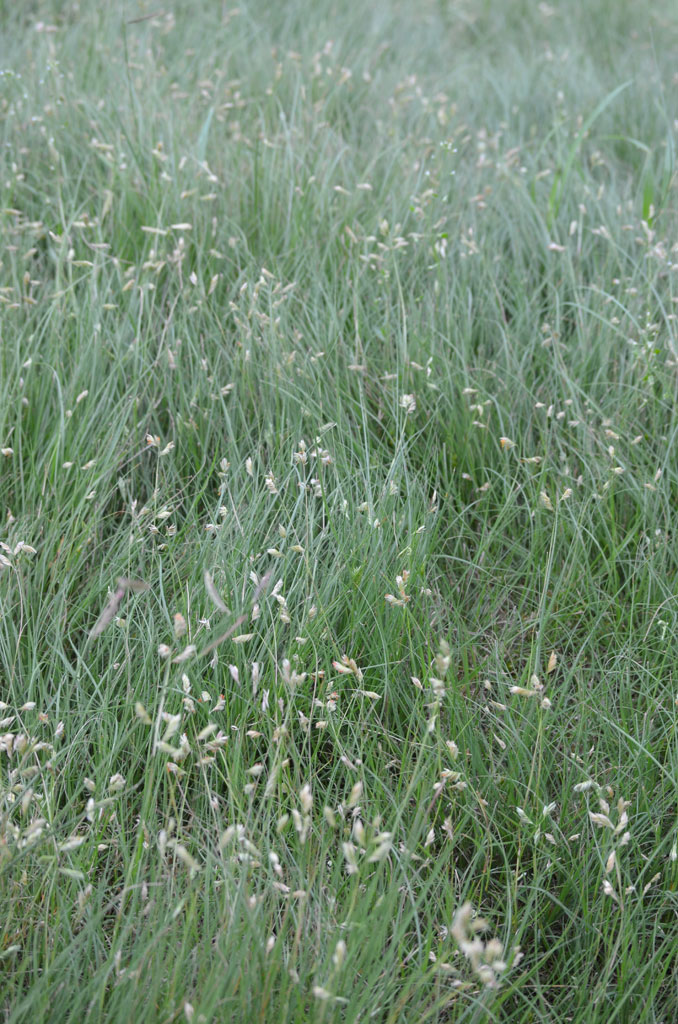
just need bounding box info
[2,0,678,1020]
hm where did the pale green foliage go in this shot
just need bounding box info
[1,1,678,1022]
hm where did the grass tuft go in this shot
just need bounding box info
[2,1,678,1021]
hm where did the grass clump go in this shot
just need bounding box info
[1,1,678,1021]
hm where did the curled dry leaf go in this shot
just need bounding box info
[204,570,229,614]
[90,577,150,637]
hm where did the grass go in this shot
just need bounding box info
[1,0,678,1020]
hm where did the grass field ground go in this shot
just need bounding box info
[1,1,678,1021]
